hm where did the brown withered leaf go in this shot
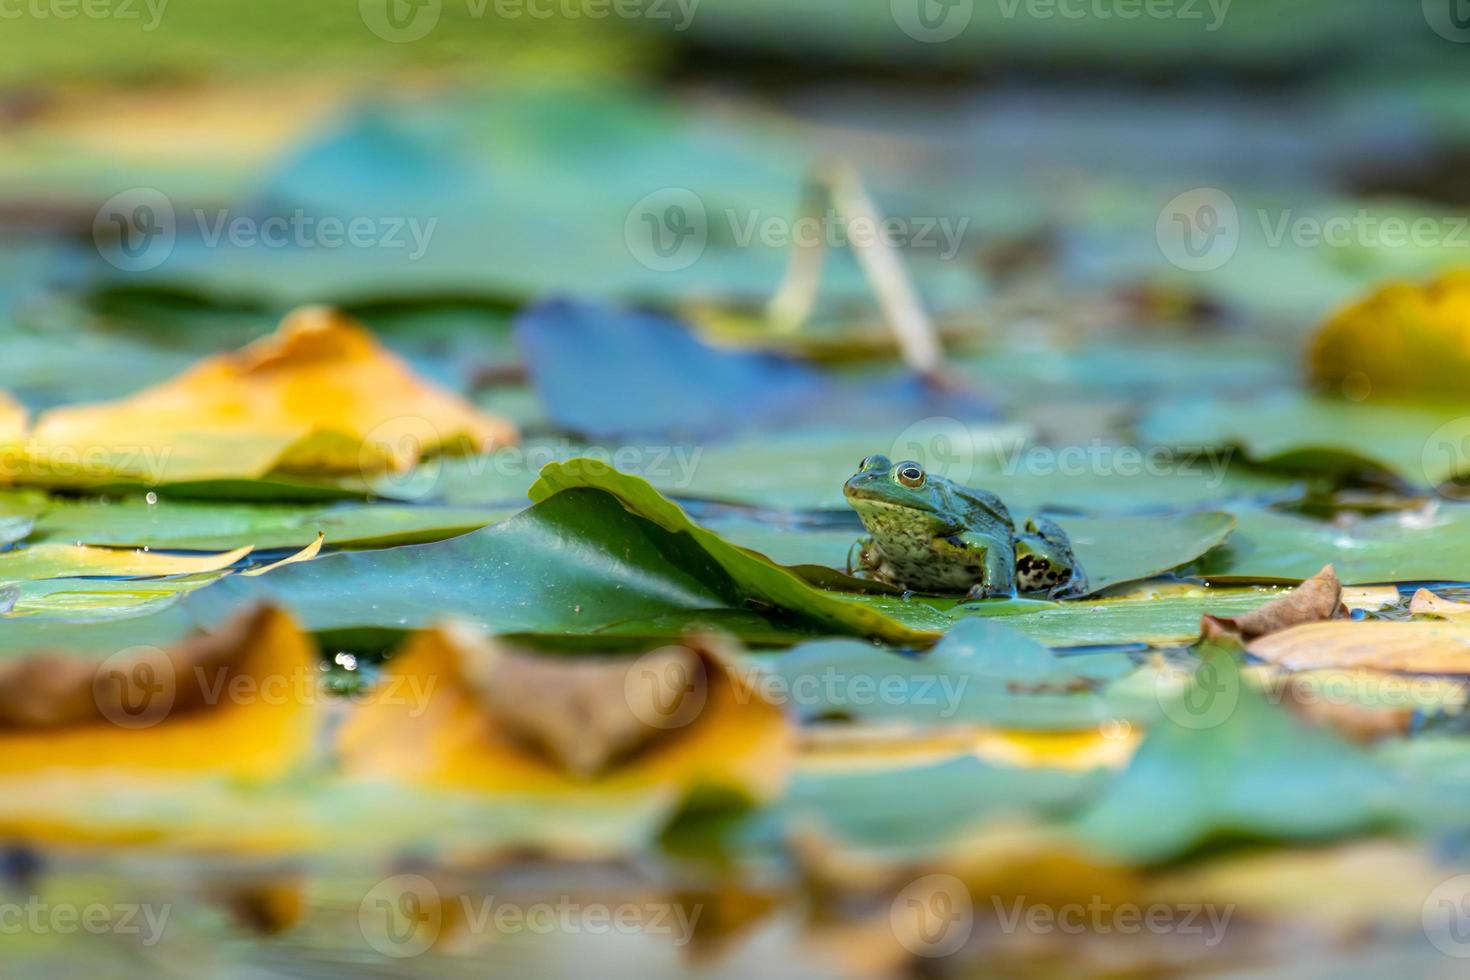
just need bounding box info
[338,625,794,802]
[1201,564,1344,641]
[1409,588,1470,618]
[469,640,706,778]
[1248,620,1470,674]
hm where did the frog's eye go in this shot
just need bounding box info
[896,463,925,488]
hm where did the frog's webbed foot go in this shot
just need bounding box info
[1052,567,1090,600]
[847,536,880,577]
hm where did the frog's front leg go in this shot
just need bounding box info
[951,531,1016,600]
[847,535,881,578]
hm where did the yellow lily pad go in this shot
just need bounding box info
[0,606,319,845]
[338,626,795,805]
[1309,268,1470,399]
[0,542,252,585]
[14,306,517,487]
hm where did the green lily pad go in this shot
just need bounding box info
[657,426,1296,512]
[769,618,1141,730]
[29,496,510,551]
[1140,391,1470,488]
[700,507,1237,597]
[762,756,1105,859]
[1070,649,1450,862]
[182,479,938,646]
[1201,505,1470,584]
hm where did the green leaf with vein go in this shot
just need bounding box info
[29,496,510,551]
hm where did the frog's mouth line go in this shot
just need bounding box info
[842,488,938,515]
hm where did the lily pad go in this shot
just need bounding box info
[769,618,1141,730]
[1070,649,1451,862]
[29,496,509,551]
[699,506,1237,597]
[180,480,938,646]
[1140,391,1470,488]
[1200,504,1470,583]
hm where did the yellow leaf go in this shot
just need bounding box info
[0,390,24,481]
[16,306,517,486]
[0,543,252,583]
[338,626,795,804]
[0,606,319,844]
[1248,619,1470,673]
[1308,268,1470,399]
[241,532,323,576]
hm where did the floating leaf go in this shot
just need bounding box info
[1410,588,1470,618]
[1201,505,1470,583]
[29,495,507,551]
[1248,620,1470,674]
[1309,269,1470,400]
[338,626,794,805]
[1141,391,1468,487]
[0,542,252,585]
[1070,649,1438,862]
[769,618,1137,730]
[1201,564,1344,640]
[15,306,517,487]
[179,479,933,645]
[0,606,318,843]
[514,300,992,441]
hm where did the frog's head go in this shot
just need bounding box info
[843,455,956,534]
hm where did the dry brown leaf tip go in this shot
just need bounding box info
[338,625,795,802]
[1201,564,1345,641]
[1409,588,1470,618]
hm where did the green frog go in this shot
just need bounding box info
[843,455,1087,600]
